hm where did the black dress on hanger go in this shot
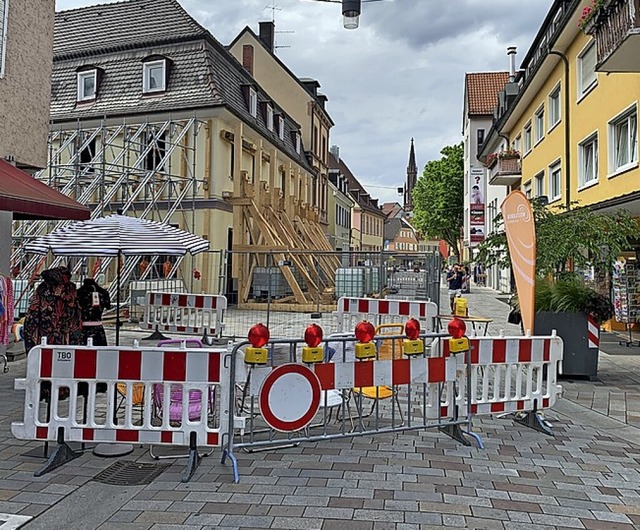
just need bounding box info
[77,278,111,346]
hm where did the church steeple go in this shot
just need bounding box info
[405,138,417,211]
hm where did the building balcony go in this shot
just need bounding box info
[487,156,521,186]
[585,0,640,72]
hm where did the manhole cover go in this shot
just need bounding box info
[92,460,170,486]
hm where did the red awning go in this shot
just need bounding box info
[0,159,90,220]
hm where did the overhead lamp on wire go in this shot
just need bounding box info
[342,0,361,29]
[306,0,388,30]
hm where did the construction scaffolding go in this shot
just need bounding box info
[11,116,207,314]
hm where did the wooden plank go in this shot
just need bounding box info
[234,245,288,252]
[239,302,337,313]
[249,202,308,304]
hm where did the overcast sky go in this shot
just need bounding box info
[55,0,551,205]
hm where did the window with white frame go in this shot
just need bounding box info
[534,106,545,143]
[578,133,598,186]
[524,122,532,153]
[578,41,597,97]
[0,0,8,78]
[143,59,166,93]
[77,70,97,101]
[295,132,301,154]
[534,171,545,197]
[549,85,561,128]
[278,115,285,140]
[609,107,638,172]
[513,135,521,153]
[266,104,273,131]
[523,180,532,199]
[249,88,257,117]
[549,160,562,201]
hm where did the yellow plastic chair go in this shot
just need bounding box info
[351,323,405,425]
[116,383,145,423]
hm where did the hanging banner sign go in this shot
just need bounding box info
[501,190,536,334]
[469,167,485,245]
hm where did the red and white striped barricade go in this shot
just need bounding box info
[12,342,229,482]
[222,334,458,482]
[142,292,227,340]
[335,297,438,333]
[588,315,599,349]
[432,333,564,438]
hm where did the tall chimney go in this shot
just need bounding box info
[330,145,340,161]
[259,21,275,52]
[507,46,517,82]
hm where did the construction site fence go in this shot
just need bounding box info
[10,250,443,338]
[12,330,563,483]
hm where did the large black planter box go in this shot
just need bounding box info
[534,311,598,379]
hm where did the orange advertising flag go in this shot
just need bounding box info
[501,191,536,334]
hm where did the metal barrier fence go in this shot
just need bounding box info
[12,324,564,484]
[12,339,229,482]
[218,250,442,339]
[141,292,227,341]
[221,332,463,482]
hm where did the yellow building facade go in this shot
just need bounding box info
[484,2,639,211]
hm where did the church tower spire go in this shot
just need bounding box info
[405,138,417,211]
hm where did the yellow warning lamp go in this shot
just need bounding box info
[448,317,470,354]
[354,320,377,360]
[302,323,324,364]
[403,318,424,356]
[245,323,270,364]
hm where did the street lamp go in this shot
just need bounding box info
[342,0,361,29]
[305,0,388,30]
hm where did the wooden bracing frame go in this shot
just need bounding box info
[228,168,341,306]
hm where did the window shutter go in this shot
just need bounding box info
[581,44,596,90]
[0,0,8,77]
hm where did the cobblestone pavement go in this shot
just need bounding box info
[0,285,639,529]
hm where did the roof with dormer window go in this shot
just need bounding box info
[51,0,312,172]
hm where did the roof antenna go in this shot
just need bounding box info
[263,0,294,53]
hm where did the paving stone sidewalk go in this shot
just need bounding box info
[0,285,638,529]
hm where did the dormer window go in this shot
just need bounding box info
[77,70,97,101]
[143,59,166,94]
[249,88,258,117]
[266,104,274,131]
[295,132,301,154]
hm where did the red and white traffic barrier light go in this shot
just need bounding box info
[403,317,424,356]
[448,317,469,353]
[302,324,324,364]
[245,323,270,364]
[354,320,376,359]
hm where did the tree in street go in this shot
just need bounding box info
[477,199,640,279]
[412,143,464,262]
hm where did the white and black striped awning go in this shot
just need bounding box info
[24,214,210,256]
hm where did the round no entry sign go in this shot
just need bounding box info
[259,364,321,432]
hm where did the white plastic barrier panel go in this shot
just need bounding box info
[143,292,227,337]
[335,297,438,333]
[12,344,228,449]
[432,334,563,416]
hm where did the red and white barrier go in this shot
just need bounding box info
[432,334,563,417]
[587,316,599,349]
[247,356,456,396]
[142,292,226,337]
[335,297,438,333]
[12,343,229,479]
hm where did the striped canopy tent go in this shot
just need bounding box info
[25,214,210,344]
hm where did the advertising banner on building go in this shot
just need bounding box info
[501,190,536,334]
[469,167,485,245]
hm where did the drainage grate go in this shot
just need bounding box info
[92,460,170,486]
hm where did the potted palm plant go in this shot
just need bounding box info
[510,278,613,378]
